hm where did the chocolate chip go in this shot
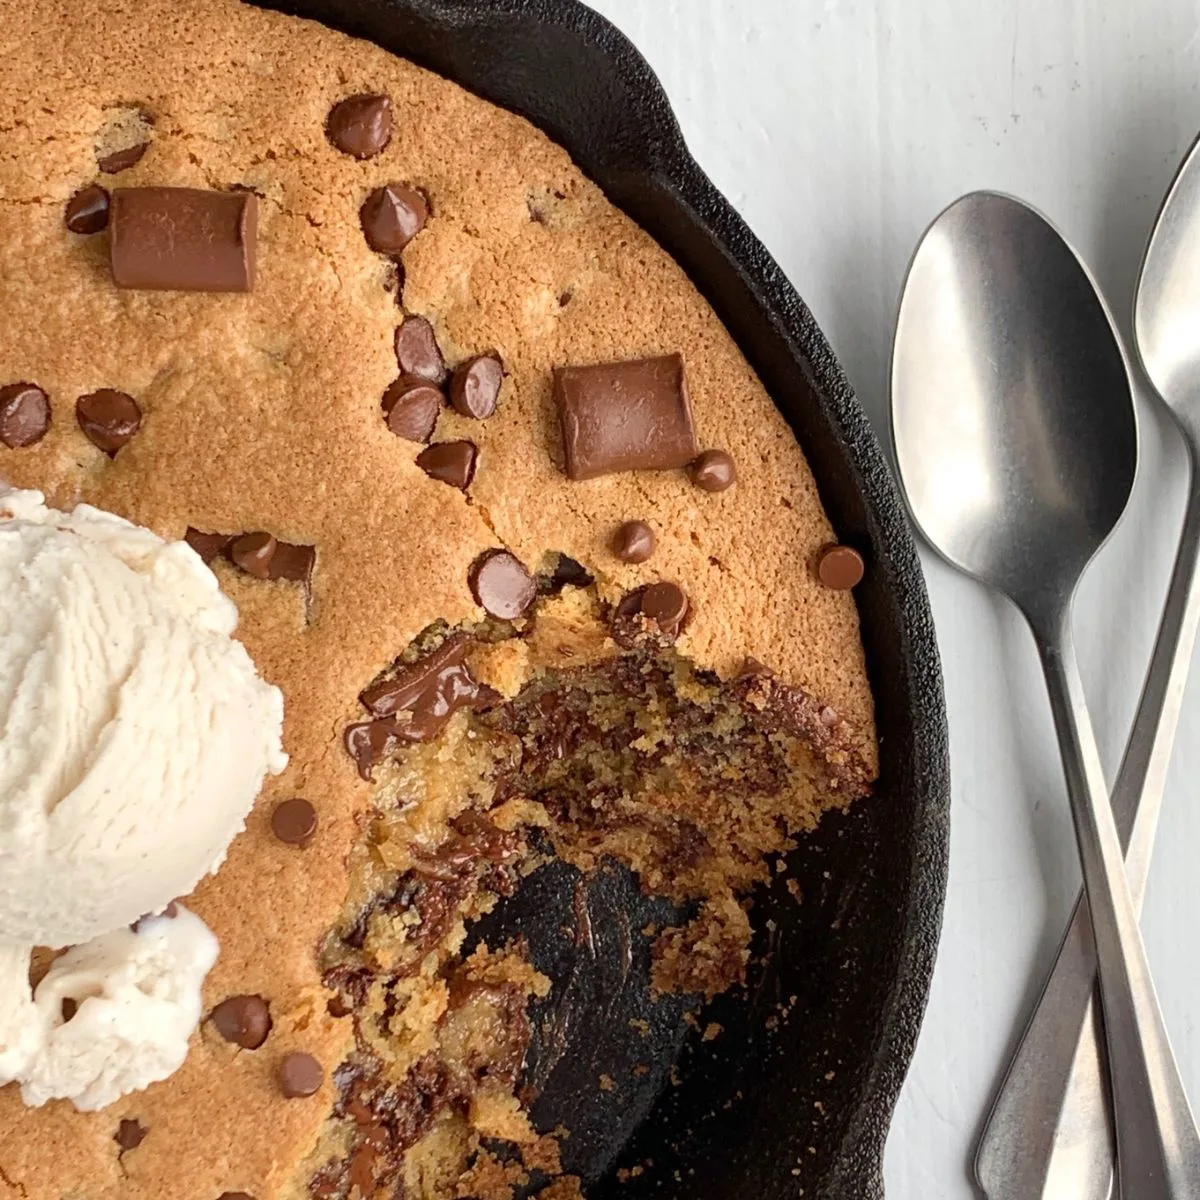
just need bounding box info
[395,317,446,383]
[210,996,272,1050]
[61,998,78,1023]
[359,633,498,744]
[382,376,442,443]
[76,389,140,455]
[344,718,398,781]
[0,383,50,448]
[611,520,656,563]
[553,354,697,480]
[361,184,428,255]
[217,1194,255,1200]
[817,544,864,590]
[184,528,234,564]
[271,799,318,847]
[65,185,111,234]
[326,94,393,159]
[416,441,477,490]
[115,1119,146,1151]
[613,582,689,645]
[469,550,536,620]
[218,532,314,588]
[449,355,503,420]
[642,582,689,634]
[111,188,257,292]
[279,1051,324,1098]
[98,142,148,174]
[689,449,736,492]
[230,532,278,579]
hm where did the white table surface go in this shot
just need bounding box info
[584,1,1200,1196]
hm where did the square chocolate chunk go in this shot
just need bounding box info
[110,187,257,292]
[553,354,697,480]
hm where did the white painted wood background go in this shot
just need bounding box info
[585,1,1200,1195]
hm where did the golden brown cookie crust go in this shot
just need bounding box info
[0,1,876,1196]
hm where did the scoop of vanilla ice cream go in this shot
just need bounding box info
[0,946,40,1083]
[20,907,219,1111]
[0,488,287,948]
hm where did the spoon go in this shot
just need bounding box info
[974,136,1200,1199]
[890,190,1200,1198]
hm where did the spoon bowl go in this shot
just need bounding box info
[971,133,1200,1200]
[1138,129,1200,430]
[893,189,1200,1199]
[892,191,1136,621]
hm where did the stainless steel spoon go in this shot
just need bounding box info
[974,135,1200,1200]
[890,190,1200,1199]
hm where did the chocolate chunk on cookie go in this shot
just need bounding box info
[76,389,140,455]
[0,383,50,448]
[186,529,314,592]
[271,799,318,847]
[230,533,277,579]
[64,185,110,234]
[210,996,272,1050]
[416,441,476,490]
[395,317,446,383]
[611,520,656,563]
[449,354,504,420]
[267,541,315,587]
[98,142,148,174]
[469,550,536,619]
[553,354,697,479]
[343,718,398,781]
[114,1119,146,1151]
[359,633,498,744]
[278,1052,324,1098]
[816,544,864,590]
[227,533,315,587]
[361,184,427,254]
[690,449,737,492]
[110,188,257,292]
[642,582,689,632]
[184,529,234,563]
[326,94,393,159]
[382,376,442,442]
[613,582,689,646]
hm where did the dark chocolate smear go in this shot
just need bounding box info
[359,634,499,744]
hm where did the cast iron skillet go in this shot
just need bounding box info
[254,2,951,1195]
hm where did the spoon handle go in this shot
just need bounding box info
[1034,618,1200,1199]
[976,462,1200,1200]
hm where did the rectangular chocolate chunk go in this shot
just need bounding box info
[552,354,697,480]
[110,187,257,292]
[266,541,315,587]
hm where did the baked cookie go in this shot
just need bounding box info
[0,1,876,1197]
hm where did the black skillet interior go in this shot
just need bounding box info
[251,1,951,1195]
